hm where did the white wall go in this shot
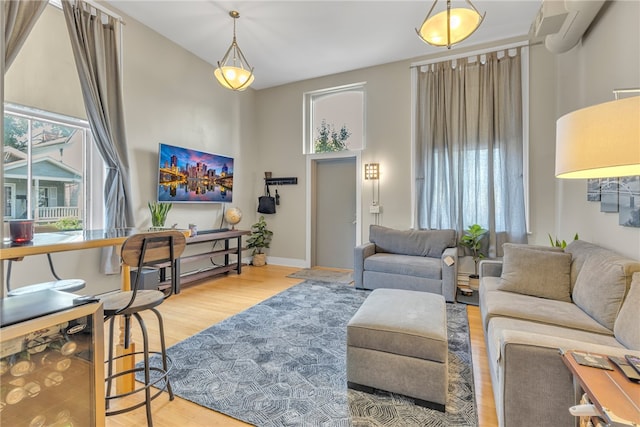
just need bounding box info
[553,0,640,259]
[4,5,258,294]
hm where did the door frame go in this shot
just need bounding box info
[306,151,362,268]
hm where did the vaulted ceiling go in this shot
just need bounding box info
[105,1,543,90]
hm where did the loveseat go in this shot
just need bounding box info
[354,225,458,302]
[479,240,640,427]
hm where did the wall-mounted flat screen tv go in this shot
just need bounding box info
[157,143,233,203]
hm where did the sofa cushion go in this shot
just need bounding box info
[614,272,640,350]
[481,277,613,336]
[364,253,442,279]
[497,243,572,302]
[572,255,631,331]
[369,225,456,258]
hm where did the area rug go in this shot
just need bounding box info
[139,281,477,426]
[286,268,353,284]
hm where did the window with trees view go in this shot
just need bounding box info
[3,104,103,231]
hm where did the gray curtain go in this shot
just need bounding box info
[62,0,134,274]
[415,49,527,257]
[4,0,48,70]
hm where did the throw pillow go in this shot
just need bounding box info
[614,272,640,350]
[497,244,572,302]
[369,225,456,258]
[572,255,630,331]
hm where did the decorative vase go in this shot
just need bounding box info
[252,253,267,267]
[469,274,480,290]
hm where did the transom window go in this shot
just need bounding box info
[303,83,366,154]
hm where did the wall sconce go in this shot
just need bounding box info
[364,163,380,180]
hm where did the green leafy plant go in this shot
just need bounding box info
[548,233,579,249]
[314,119,351,153]
[460,224,488,277]
[54,217,82,230]
[246,215,273,255]
[148,201,172,228]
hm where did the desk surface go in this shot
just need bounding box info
[562,349,640,425]
[0,228,137,260]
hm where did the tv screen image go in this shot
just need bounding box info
[157,143,233,203]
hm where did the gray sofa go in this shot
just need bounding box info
[479,240,640,427]
[354,225,458,302]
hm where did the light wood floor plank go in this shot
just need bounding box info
[105,266,497,426]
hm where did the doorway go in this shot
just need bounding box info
[311,156,358,269]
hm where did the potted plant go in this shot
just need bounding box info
[148,201,172,229]
[460,224,488,288]
[246,215,273,266]
[548,233,579,249]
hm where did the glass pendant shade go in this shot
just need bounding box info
[214,11,254,91]
[417,0,484,49]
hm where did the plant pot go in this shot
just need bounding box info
[468,274,480,290]
[252,253,267,267]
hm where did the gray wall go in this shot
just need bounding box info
[5,1,638,292]
[5,5,258,294]
[552,1,640,259]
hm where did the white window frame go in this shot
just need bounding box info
[4,183,16,219]
[3,103,104,230]
[303,82,367,155]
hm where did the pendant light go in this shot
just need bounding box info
[416,0,485,49]
[214,11,255,91]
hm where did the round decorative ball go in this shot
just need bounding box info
[224,207,242,229]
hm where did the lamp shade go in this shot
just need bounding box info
[214,66,255,91]
[418,8,482,47]
[555,96,640,179]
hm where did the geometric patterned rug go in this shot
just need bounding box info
[138,281,477,426]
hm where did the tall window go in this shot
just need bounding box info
[413,48,528,256]
[3,104,104,231]
[303,83,366,154]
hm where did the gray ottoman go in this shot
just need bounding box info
[347,288,448,411]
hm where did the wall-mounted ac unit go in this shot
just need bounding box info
[529,0,606,54]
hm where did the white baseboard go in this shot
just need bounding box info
[242,256,308,269]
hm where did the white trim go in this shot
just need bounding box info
[410,66,418,228]
[49,0,124,23]
[521,46,531,234]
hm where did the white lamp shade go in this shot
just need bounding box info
[214,66,255,91]
[555,96,640,179]
[418,7,483,47]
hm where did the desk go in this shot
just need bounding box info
[1,229,136,262]
[562,350,640,426]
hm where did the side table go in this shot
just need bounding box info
[561,349,640,426]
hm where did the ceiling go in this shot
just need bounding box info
[104,1,543,90]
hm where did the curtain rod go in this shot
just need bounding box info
[50,0,125,24]
[410,40,536,69]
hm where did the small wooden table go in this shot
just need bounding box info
[562,349,640,426]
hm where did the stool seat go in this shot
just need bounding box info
[101,290,165,315]
[7,279,86,296]
[347,288,448,411]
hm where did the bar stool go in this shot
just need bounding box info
[101,230,186,426]
[5,253,86,296]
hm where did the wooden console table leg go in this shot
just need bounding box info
[116,264,135,394]
[236,236,242,274]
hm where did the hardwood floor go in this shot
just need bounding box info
[104,265,497,426]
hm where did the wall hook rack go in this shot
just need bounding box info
[264,177,298,186]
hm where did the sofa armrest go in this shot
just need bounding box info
[354,242,376,289]
[441,247,458,302]
[479,259,502,278]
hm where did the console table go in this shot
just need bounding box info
[561,349,640,426]
[163,229,250,292]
